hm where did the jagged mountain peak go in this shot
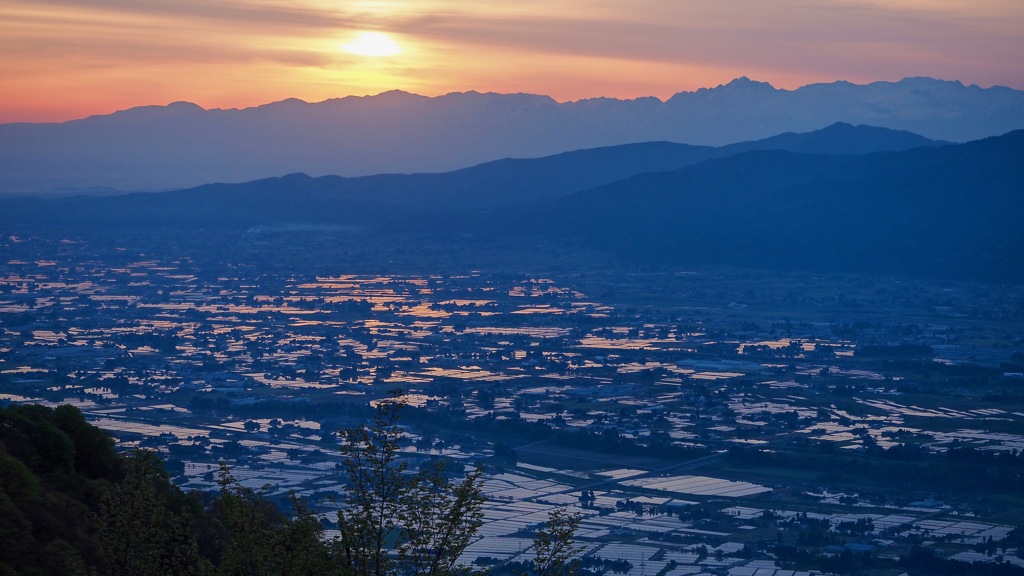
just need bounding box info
[721,76,778,90]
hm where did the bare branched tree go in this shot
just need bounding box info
[336,392,485,576]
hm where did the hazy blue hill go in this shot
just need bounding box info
[1,77,1020,193]
[2,126,1018,282]
[2,126,1018,281]
[0,123,947,229]
[486,130,1024,281]
[721,122,949,155]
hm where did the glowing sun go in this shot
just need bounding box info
[342,32,402,57]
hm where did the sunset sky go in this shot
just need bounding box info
[2,0,1022,123]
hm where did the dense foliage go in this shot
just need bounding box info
[0,402,491,576]
[1,403,124,574]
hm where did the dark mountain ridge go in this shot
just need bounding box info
[2,125,1019,281]
[481,130,1024,280]
[0,122,943,228]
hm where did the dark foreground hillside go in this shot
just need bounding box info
[1,404,120,574]
[0,403,330,575]
[0,401,505,576]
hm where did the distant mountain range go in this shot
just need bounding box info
[3,123,1021,281]
[1,77,1021,193]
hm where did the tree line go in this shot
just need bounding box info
[0,399,580,576]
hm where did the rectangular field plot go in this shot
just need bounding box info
[621,475,770,497]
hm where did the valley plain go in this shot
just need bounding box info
[2,224,1022,575]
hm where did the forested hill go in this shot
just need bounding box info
[0,401,489,576]
[1,404,121,574]
[0,403,336,575]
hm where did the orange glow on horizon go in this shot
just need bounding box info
[1,0,1022,123]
